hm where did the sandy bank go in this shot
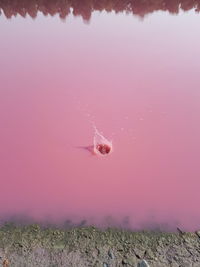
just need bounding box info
[0,224,200,266]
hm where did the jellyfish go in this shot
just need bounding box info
[93,126,112,156]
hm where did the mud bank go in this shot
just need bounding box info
[0,224,200,266]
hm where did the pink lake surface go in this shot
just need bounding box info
[0,8,200,231]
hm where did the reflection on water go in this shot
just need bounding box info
[1,2,200,231]
[0,0,200,20]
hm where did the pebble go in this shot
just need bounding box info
[108,249,114,259]
[138,259,150,267]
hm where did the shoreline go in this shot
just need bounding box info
[0,224,200,266]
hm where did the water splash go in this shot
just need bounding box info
[93,126,112,156]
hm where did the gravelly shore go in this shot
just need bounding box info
[0,224,200,266]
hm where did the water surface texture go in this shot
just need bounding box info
[1,1,200,230]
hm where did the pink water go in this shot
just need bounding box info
[1,5,200,231]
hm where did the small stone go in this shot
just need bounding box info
[138,259,150,267]
[108,249,114,259]
[103,263,109,267]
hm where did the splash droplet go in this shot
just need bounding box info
[93,126,112,156]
